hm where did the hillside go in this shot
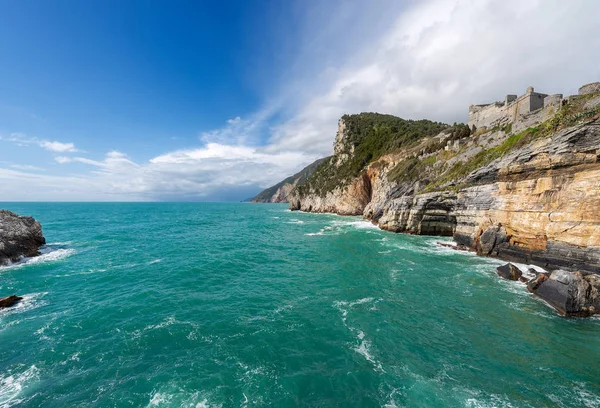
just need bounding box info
[250,158,327,203]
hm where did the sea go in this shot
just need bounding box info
[0,202,599,407]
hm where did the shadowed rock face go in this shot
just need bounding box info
[531,270,600,317]
[496,263,522,281]
[0,210,46,265]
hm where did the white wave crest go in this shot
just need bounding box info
[306,219,380,236]
[1,246,75,270]
[354,331,384,372]
[286,219,305,224]
[343,220,380,230]
[0,292,48,317]
[146,388,221,408]
[0,365,40,408]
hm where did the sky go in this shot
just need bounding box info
[0,0,599,201]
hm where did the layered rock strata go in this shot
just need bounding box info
[289,93,600,275]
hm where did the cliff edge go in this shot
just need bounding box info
[289,83,600,274]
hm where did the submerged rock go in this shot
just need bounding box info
[0,210,46,265]
[496,263,522,281]
[0,295,23,309]
[532,270,600,317]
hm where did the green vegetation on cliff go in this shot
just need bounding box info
[294,91,600,199]
[297,113,449,195]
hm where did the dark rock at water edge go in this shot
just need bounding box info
[527,272,549,292]
[0,295,23,309]
[0,210,46,265]
[478,226,509,256]
[496,263,522,281]
[531,270,600,317]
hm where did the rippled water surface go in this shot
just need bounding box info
[1,203,599,407]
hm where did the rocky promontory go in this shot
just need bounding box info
[0,210,46,265]
[272,82,600,316]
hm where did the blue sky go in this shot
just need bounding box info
[0,1,285,158]
[1,0,599,201]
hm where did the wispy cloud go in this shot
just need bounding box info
[1,132,79,153]
[9,164,44,171]
[266,0,600,156]
[24,141,315,201]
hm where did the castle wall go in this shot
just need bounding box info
[468,82,596,133]
[468,102,507,129]
[511,94,563,133]
[544,94,562,109]
[468,87,552,131]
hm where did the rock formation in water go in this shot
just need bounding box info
[528,270,600,317]
[250,158,328,203]
[286,82,600,278]
[0,295,23,309]
[496,263,523,281]
[0,210,46,265]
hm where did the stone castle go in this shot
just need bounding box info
[468,81,600,133]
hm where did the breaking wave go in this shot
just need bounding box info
[0,244,75,270]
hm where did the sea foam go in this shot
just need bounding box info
[0,246,75,271]
[0,365,40,408]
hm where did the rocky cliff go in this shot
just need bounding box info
[0,210,46,265]
[289,88,600,274]
[251,158,327,203]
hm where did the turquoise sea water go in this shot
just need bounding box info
[0,203,599,407]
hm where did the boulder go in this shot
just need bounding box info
[0,210,46,265]
[0,295,23,309]
[496,263,523,281]
[527,273,549,293]
[532,270,600,317]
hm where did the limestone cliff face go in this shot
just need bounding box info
[288,171,372,215]
[289,94,600,273]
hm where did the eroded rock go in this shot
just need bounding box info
[496,263,523,281]
[532,270,600,316]
[0,210,46,265]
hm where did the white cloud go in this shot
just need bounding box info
[40,140,77,152]
[0,133,79,153]
[267,0,600,155]
[9,164,44,171]
[11,143,315,200]
[2,0,600,201]
[54,156,72,164]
